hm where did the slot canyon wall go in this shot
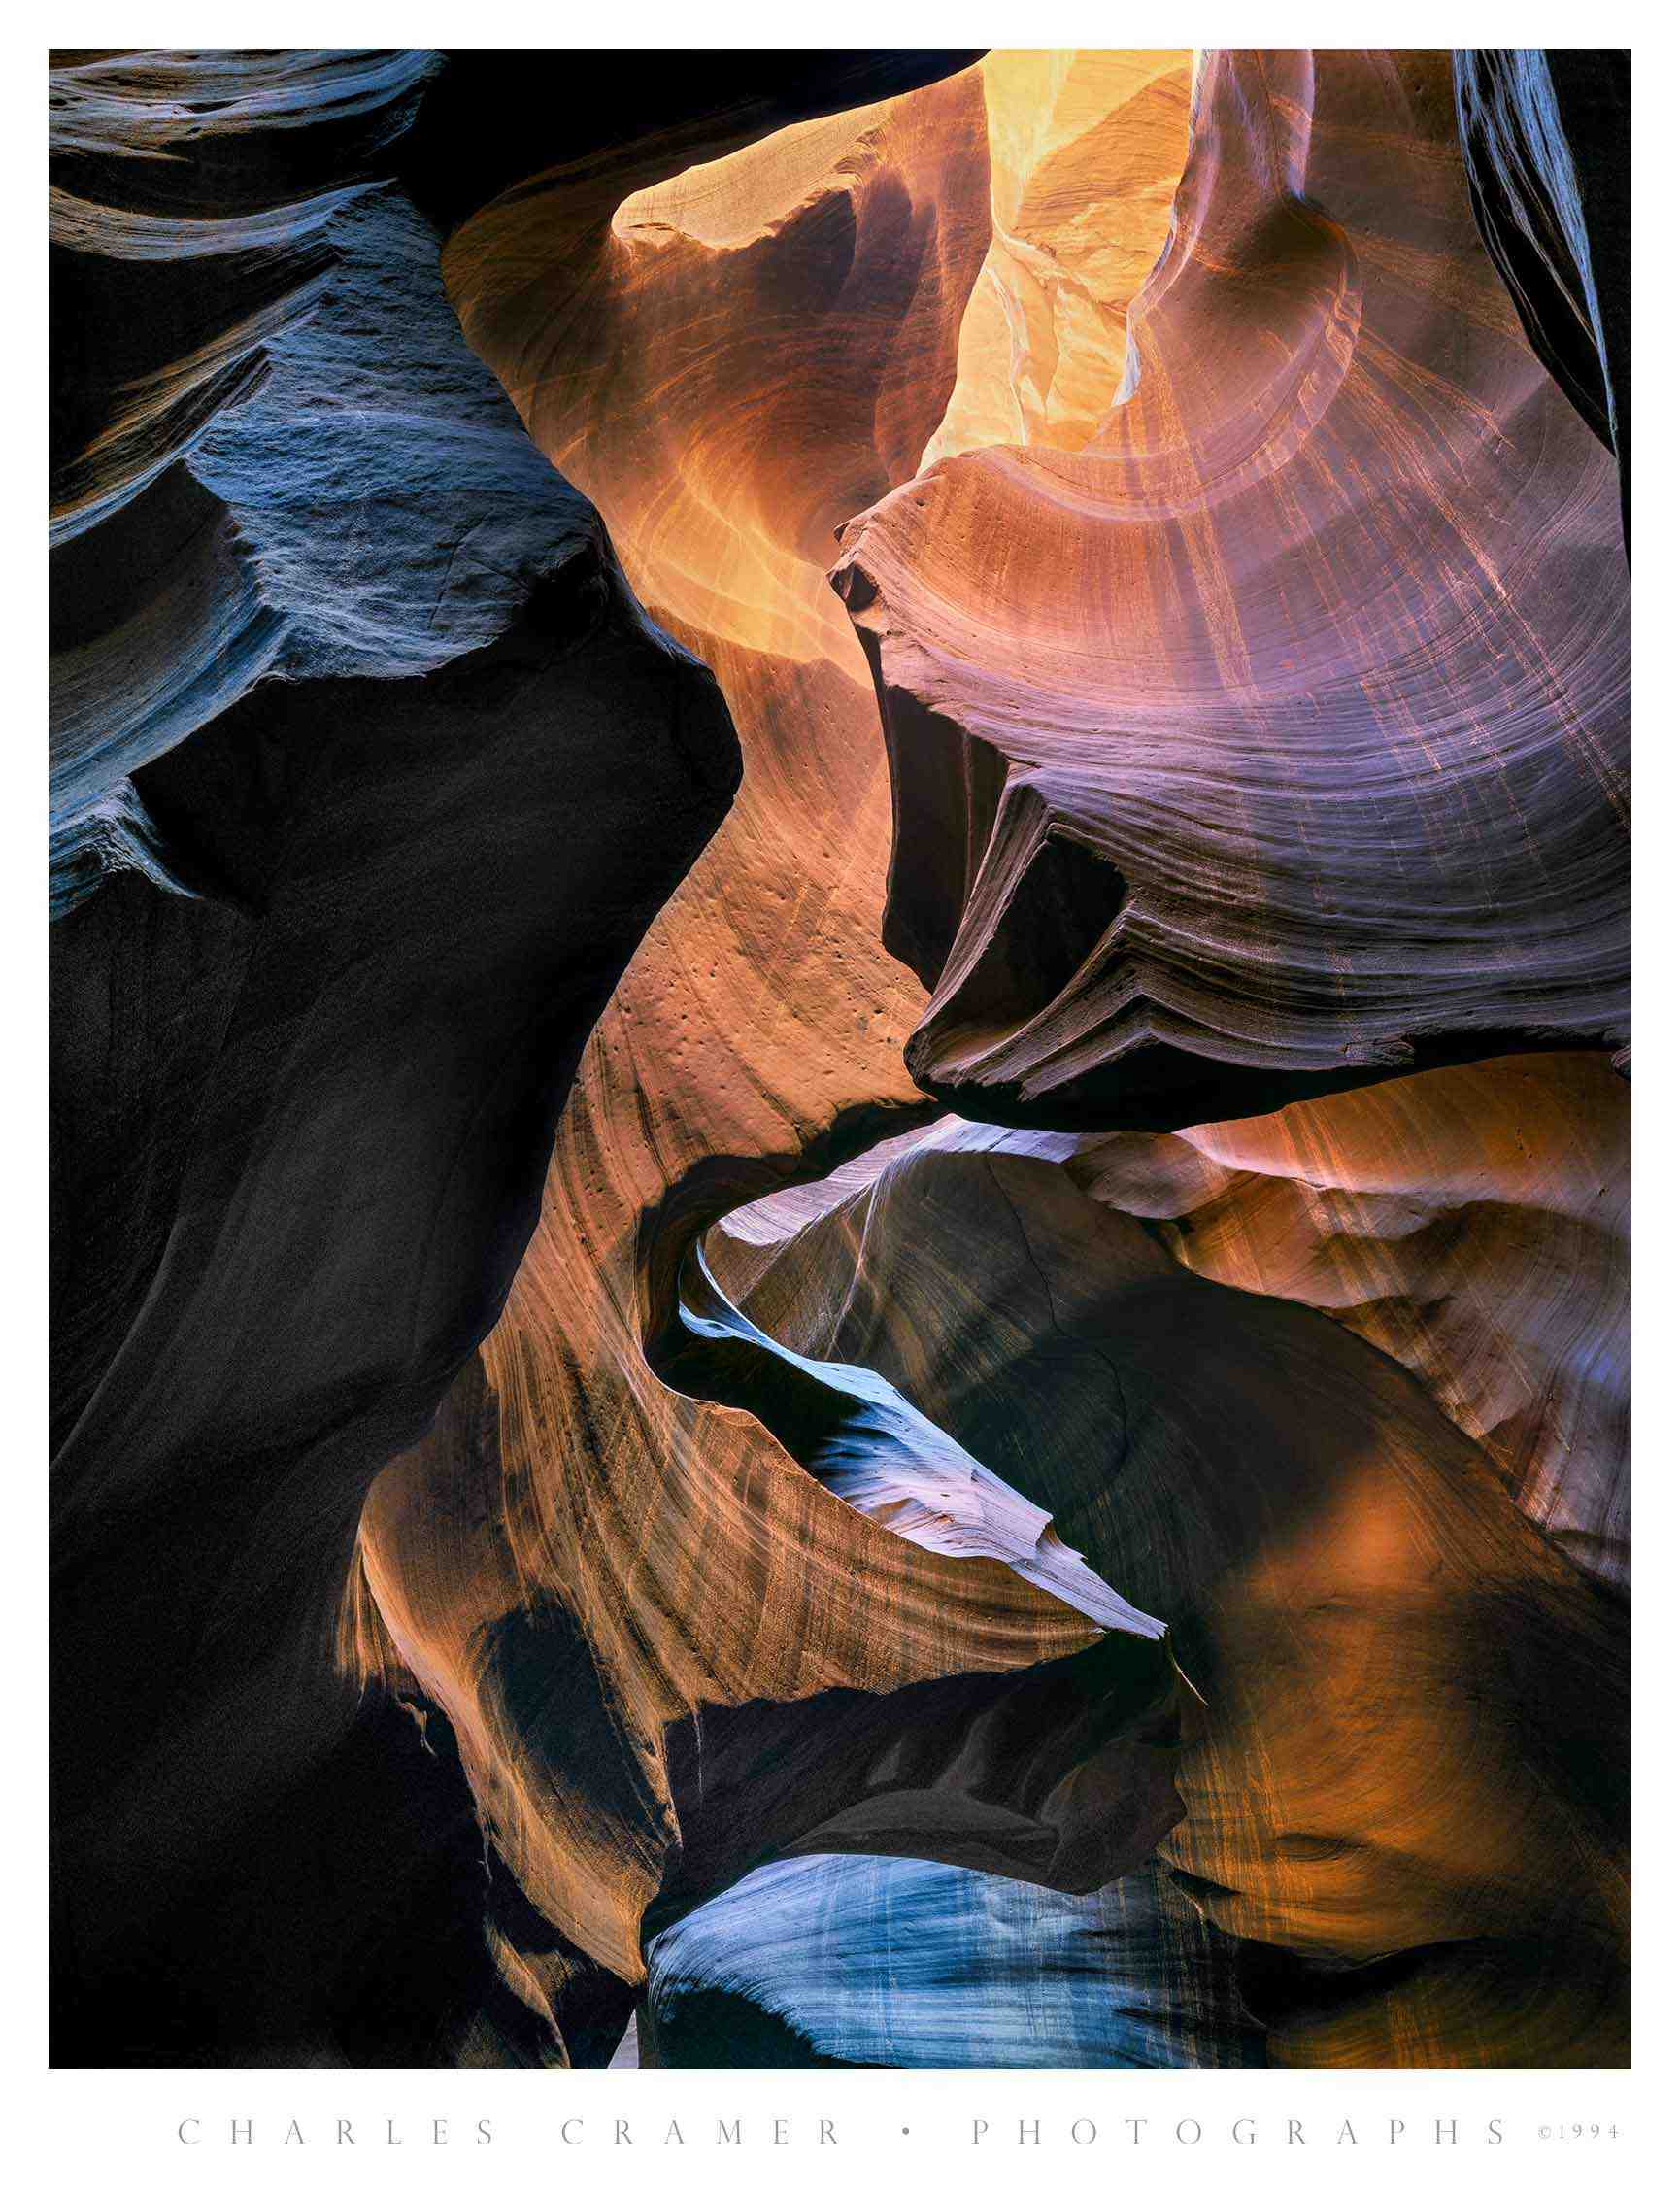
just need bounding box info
[50,46,1630,2068]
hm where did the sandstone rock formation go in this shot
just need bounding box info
[50,46,1630,2071]
[1455,49,1630,546]
[689,1052,1629,2065]
[353,50,1195,2011]
[51,43,744,2063]
[832,49,1629,1131]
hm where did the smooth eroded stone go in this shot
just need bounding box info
[832,50,1629,1131]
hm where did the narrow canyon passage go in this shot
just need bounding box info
[50,45,1629,2069]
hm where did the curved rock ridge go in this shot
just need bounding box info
[722,1048,1628,1587]
[832,48,1630,1131]
[1126,1052,1630,1584]
[700,1096,1629,2064]
[60,41,1152,2068]
[449,63,994,670]
[51,47,983,914]
[335,52,1218,1996]
[50,47,591,911]
[1454,49,1630,548]
[50,47,748,2067]
[669,1242,1164,1636]
[50,47,438,545]
[49,49,437,177]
